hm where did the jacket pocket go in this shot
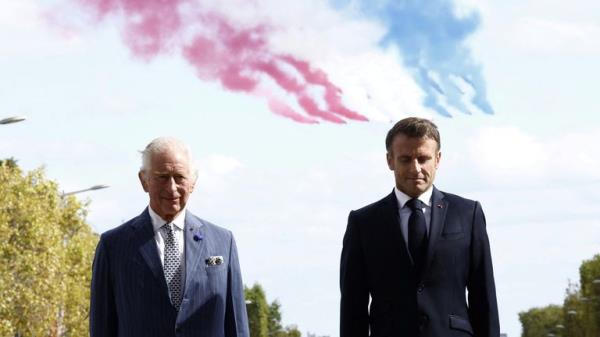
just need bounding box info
[449,315,473,335]
[441,232,465,240]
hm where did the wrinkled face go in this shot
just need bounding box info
[138,148,196,222]
[386,134,441,198]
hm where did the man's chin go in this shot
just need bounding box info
[159,205,183,218]
[400,184,428,198]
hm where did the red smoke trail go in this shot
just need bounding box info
[73,0,368,123]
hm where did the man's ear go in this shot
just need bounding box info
[189,176,197,194]
[386,151,395,171]
[435,151,442,169]
[138,171,149,192]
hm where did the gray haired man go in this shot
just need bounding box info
[90,137,249,337]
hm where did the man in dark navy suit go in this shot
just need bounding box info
[340,118,499,337]
[90,137,249,337]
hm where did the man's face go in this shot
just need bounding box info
[138,147,196,222]
[386,134,441,198]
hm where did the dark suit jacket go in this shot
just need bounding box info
[340,187,499,337]
[90,209,249,337]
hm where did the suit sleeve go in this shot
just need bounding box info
[467,202,500,337]
[225,233,250,337]
[89,236,118,337]
[340,211,369,337]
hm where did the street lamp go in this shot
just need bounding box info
[62,184,109,197]
[0,116,26,125]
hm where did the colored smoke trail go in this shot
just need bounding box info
[333,0,494,116]
[71,0,367,124]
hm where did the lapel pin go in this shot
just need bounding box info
[193,233,203,241]
[436,204,444,208]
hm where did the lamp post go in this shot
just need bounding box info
[61,184,109,197]
[0,116,26,125]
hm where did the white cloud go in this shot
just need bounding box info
[0,0,86,55]
[0,0,41,30]
[262,0,428,121]
[467,126,600,185]
[193,0,429,121]
[203,155,243,175]
[195,155,244,194]
[511,17,600,54]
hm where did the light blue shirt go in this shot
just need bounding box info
[394,186,433,248]
[148,206,187,286]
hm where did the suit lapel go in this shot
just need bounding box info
[420,187,448,281]
[132,209,168,289]
[382,191,412,268]
[183,211,207,296]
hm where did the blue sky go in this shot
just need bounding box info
[2,0,600,336]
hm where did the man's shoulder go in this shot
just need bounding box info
[98,210,147,243]
[351,192,394,218]
[186,212,234,240]
[438,189,479,208]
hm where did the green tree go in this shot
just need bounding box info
[268,300,283,334]
[279,325,301,337]
[267,299,301,337]
[563,282,586,337]
[0,162,97,336]
[245,283,270,337]
[245,284,302,337]
[578,255,600,337]
[0,157,18,168]
[519,304,563,337]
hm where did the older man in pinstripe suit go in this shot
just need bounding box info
[90,137,249,337]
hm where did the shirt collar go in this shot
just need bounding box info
[394,185,434,209]
[148,206,186,233]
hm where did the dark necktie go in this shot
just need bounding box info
[163,223,183,309]
[407,198,427,269]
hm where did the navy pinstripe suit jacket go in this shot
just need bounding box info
[90,209,249,337]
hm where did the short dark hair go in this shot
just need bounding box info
[385,117,441,151]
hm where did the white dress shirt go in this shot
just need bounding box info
[394,186,433,247]
[148,206,186,283]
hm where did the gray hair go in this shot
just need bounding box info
[140,137,198,179]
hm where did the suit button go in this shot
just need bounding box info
[419,314,429,327]
[417,284,425,292]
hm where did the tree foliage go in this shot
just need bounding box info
[562,283,586,337]
[519,304,563,337]
[578,255,600,337]
[268,300,302,337]
[520,254,600,337]
[245,283,270,337]
[0,162,97,336]
[245,283,302,337]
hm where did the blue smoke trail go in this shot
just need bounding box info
[332,0,494,116]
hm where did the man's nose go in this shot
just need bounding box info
[166,177,178,191]
[409,159,421,174]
